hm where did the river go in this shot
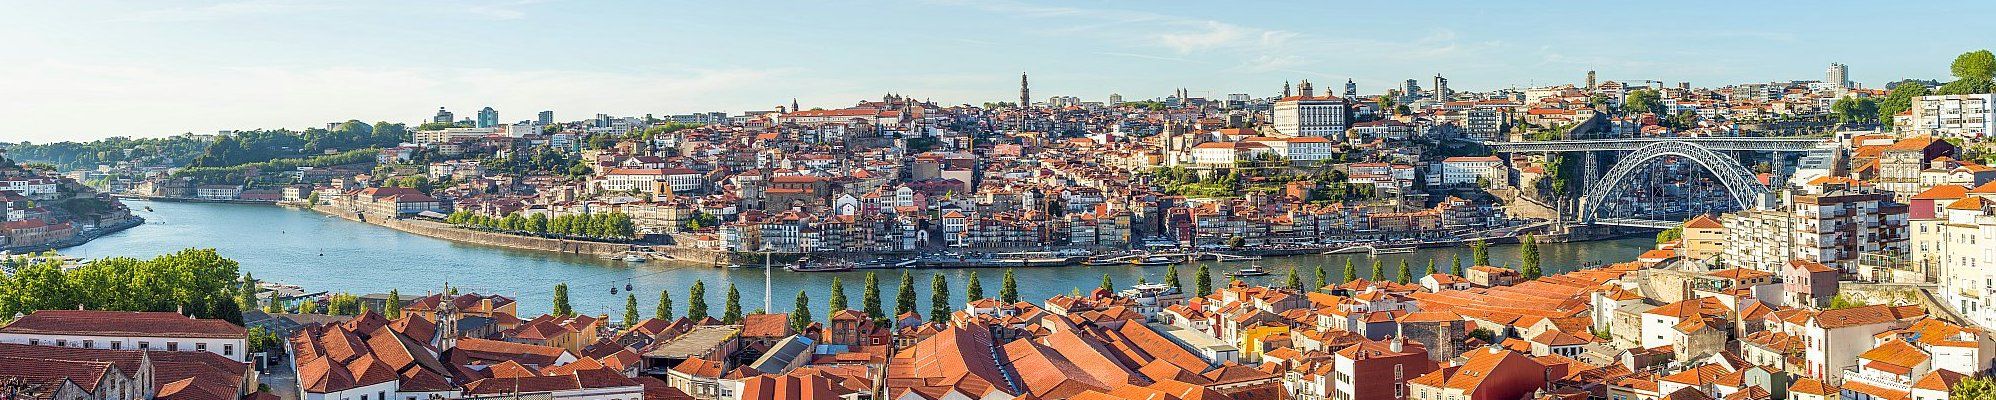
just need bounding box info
[64,200,1656,317]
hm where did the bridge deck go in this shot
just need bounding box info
[1485,137,1830,152]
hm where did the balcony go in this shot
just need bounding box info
[1841,366,1913,392]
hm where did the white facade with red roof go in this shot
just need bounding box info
[0,310,249,362]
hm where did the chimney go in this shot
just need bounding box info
[1389,336,1404,353]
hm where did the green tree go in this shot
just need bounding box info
[1194,264,1213,295]
[1423,259,1438,277]
[623,293,639,326]
[551,283,573,316]
[1953,50,1996,82]
[1623,89,1663,115]
[1313,265,1328,291]
[657,289,673,320]
[863,272,885,320]
[895,272,917,317]
[1284,267,1303,292]
[326,293,360,316]
[1100,273,1115,292]
[1452,254,1465,276]
[791,290,813,332]
[965,272,984,300]
[298,300,321,314]
[247,327,281,354]
[1952,376,1996,400]
[236,273,258,312]
[1657,224,1684,245]
[930,273,951,323]
[722,284,743,323]
[1370,259,1385,281]
[1341,259,1357,284]
[829,277,849,311]
[1521,235,1543,279]
[1879,82,1932,128]
[1396,259,1413,283]
[1000,269,1019,303]
[384,289,401,319]
[1471,239,1490,266]
[1164,266,1183,294]
[686,281,709,320]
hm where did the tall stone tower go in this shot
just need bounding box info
[1019,72,1030,108]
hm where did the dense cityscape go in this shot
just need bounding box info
[7,3,1996,400]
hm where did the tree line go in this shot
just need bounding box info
[0,249,248,324]
[445,210,638,240]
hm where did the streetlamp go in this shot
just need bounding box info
[762,245,775,313]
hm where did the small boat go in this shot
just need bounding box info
[1129,256,1176,266]
[786,262,854,272]
[143,206,153,212]
[1228,265,1271,277]
[623,254,646,263]
[610,287,618,294]
[625,283,633,291]
[1370,245,1417,255]
[1081,257,1125,266]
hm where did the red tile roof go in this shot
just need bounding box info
[0,310,246,338]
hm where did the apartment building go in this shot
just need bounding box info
[1907,94,1993,138]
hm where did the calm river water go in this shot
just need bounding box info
[65,200,1653,317]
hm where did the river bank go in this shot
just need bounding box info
[301,203,651,257]
[2,216,145,253]
[67,200,1656,316]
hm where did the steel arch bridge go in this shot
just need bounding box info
[1578,141,1770,223]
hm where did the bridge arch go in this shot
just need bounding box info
[1580,141,1769,223]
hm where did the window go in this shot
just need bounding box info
[26,339,37,346]
[167,342,179,351]
[81,340,92,349]
[224,344,233,356]
[196,343,207,352]
[54,340,65,347]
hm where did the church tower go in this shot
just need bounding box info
[1283,81,1292,97]
[1019,72,1030,108]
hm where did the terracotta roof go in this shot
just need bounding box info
[1683,214,1723,229]
[0,310,247,338]
[1913,184,1970,200]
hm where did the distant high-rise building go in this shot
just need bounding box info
[1586,70,1597,90]
[1826,63,1850,89]
[1344,79,1357,98]
[1432,74,1450,101]
[1399,79,1421,101]
[537,110,554,125]
[1108,93,1123,105]
[432,107,454,124]
[476,107,498,128]
[1019,72,1030,107]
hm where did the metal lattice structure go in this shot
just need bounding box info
[1580,141,1770,223]
[1484,137,1829,153]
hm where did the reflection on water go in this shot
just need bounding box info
[67,200,1654,316]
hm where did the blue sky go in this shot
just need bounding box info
[4,0,1993,142]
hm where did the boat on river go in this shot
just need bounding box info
[1228,265,1271,277]
[1370,245,1417,255]
[1129,256,1177,266]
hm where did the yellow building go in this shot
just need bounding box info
[1680,214,1726,260]
[1238,323,1291,363]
